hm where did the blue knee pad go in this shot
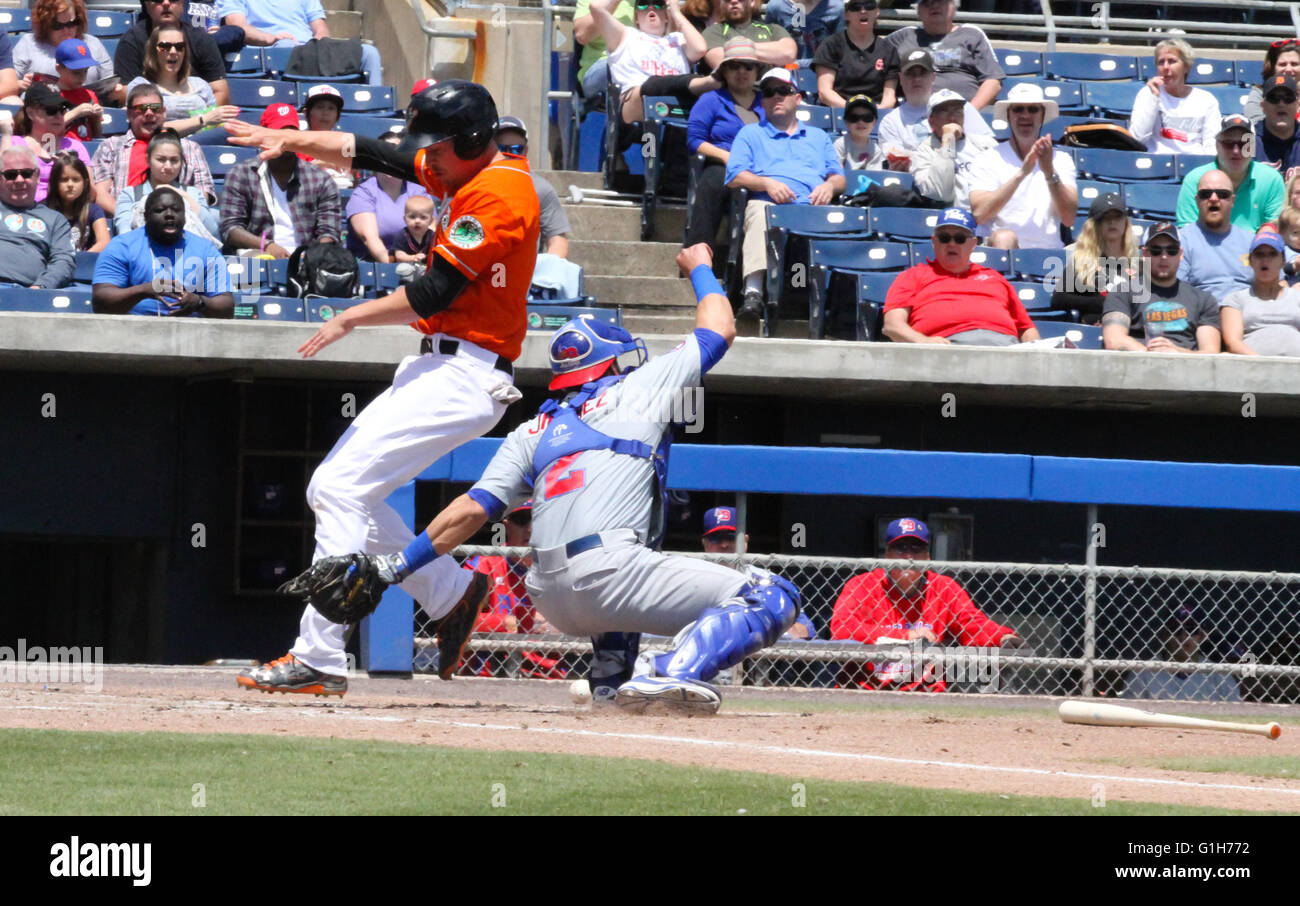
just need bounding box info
[655,574,800,682]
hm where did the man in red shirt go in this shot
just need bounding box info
[830,517,1022,690]
[882,206,1040,346]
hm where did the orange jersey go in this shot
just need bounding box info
[411,150,540,360]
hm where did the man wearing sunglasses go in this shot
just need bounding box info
[1254,74,1300,181]
[0,144,75,289]
[1175,114,1284,232]
[881,0,1002,111]
[726,67,844,320]
[812,0,898,110]
[1175,169,1254,304]
[701,0,797,73]
[116,0,231,106]
[495,115,570,258]
[1102,221,1221,353]
[882,207,1037,346]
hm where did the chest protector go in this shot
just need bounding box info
[528,374,673,549]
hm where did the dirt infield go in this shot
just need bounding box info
[2,666,1298,812]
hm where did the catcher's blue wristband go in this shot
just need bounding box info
[396,532,437,580]
[690,264,724,303]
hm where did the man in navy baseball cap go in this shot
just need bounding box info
[701,506,748,554]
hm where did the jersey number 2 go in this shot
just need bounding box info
[542,453,586,500]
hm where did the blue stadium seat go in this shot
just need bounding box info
[373,262,403,296]
[995,48,1043,77]
[1045,53,1138,82]
[1236,60,1263,87]
[1074,147,1176,182]
[85,10,134,37]
[1175,153,1216,181]
[307,298,369,322]
[81,139,100,159]
[267,258,290,295]
[336,85,396,116]
[1076,179,1122,217]
[100,37,118,58]
[337,113,405,140]
[526,305,621,331]
[791,68,818,100]
[1011,248,1068,284]
[1083,81,1142,119]
[967,246,1011,274]
[73,251,99,284]
[1,287,94,313]
[232,295,307,321]
[0,9,31,32]
[794,104,834,133]
[848,169,913,196]
[203,145,260,182]
[1010,281,1071,319]
[808,239,911,338]
[998,78,1086,115]
[100,107,127,136]
[869,207,941,242]
[1139,56,1236,85]
[1034,320,1104,348]
[225,257,275,297]
[225,48,268,79]
[228,80,300,109]
[354,260,377,297]
[853,271,896,341]
[1124,181,1178,220]
[981,108,1009,141]
[1201,84,1250,115]
[263,45,296,77]
[764,204,870,308]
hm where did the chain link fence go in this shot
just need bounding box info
[412,547,1300,703]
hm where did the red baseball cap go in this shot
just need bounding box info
[411,78,438,97]
[260,103,301,130]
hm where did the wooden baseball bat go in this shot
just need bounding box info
[1058,701,1282,740]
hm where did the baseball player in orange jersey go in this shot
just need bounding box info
[225,81,540,696]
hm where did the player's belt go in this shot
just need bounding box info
[564,533,605,559]
[531,529,640,571]
[420,336,513,376]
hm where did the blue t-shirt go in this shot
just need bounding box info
[725,120,844,203]
[686,88,767,154]
[216,0,325,44]
[1176,222,1253,303]
[93,227,230,316]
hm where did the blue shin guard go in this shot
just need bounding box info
[653,573,800,682]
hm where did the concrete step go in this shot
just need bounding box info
[539,169,604,192]
[321,0,352,11]
[562,203,685,243]
[569,239,680,277]
[326,10,362,39]
[587,274,697,309]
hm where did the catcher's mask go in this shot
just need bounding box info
[547,317,647,391]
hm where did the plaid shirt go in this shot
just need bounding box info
[90,133,216,203]
[218,158,342,250]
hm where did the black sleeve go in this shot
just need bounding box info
[114,27,144,83]
[187,24,226,80]
[405,253,471,318]
[353,135,419,181]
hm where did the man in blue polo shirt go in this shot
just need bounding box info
[727,68,845,320]
[92,187,234,317]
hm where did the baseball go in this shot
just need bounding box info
[569,679,592,705]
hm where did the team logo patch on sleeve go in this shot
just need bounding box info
[448,215,485,249]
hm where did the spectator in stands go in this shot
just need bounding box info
[344,131,430,263]
[1280,207,1300,282]
[1220,228,1300,357]
[125,25,239,139]
[116,0,230,106]
[389,194,434,264]
[15,0,124,107]
[1245,38,1300,124]
[186,2,247,57]
[1176,115,1285,232]
[1129,39,1221,155]
[874,48,991,168]
[588,0,712,125]
[45,150,108,251]
[882,206,1039,345]
[0,144,74,287]
[909,87,996,206]
[573,0,634,108]
[496,115,571,257]
[0,28,18,104]
[1051,192,1138,324]
[1178,170,1253,301]
[91,82,215,216]
[1255,74,1300,180]
[1287,169,1300,213]
[702,0,798,72]
[683,38,763,248]
[699,506,815,639]
[300,84,353,190]
[219,102,341,257]
[4,83,91,203]
[881,0,1003,110]
[833,94,881,170]
[830,517,1022,691]
[92,185,233,316]
[1101,221,1222,353]
[968,82,1077,250]
[1123,606,1241,703]
[766,0,842,60]
[217,0,384,87]
[54,39,103,141]
[682,0,721,32]
[726,67,845,319]
[115,127,221,244]
[811,0,896,109]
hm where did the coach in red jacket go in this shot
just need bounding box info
[830,517,1021,690]
[882,207,1040,347]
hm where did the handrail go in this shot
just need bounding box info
[408,0,480,89]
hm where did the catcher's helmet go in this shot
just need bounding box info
[548,318,647,391]
[399,79,498,158]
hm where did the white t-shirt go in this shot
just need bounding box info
[876,99,993,155]
[268,176,297,252]
[968,141,1078,249]
[1129,86,1222,155]
[607,29,690,91]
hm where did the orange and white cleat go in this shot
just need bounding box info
[236,654,347,697]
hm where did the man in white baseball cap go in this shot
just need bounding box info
[968,81,1077,250]
[909,87,998,206]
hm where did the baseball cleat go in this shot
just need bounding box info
[433,571,491,680]
[236,654,347,697]
[614,675,721,715]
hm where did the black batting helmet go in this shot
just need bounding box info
[400,79,498,159]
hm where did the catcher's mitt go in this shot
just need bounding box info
[278,553,390,624]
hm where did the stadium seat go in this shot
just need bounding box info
[307,297,369,322]
[764,204,870,310]
[995,48,1043,77]
[1045,52,1138,82]
[870,207,941,242]
[640,95,689,241]
[791,68,818,100]
[0,9,31,31]
[1034,320,1104,348]
[73,251,99,285]
[981,109,1009,141]
[1201,84,1250,115]
[228,80,300,109]
[1124,181,1178,220]
[202,145,260,182]
[997,78,1086,115]
[81,139,100,159]
[1010,247,1067,286]
[526,304,621,331]
[1010,281,1071,320]
[354,260,378,297]
[0,287,94,313]
[225,257,275,298]
[1175,153,1216,181]
[807,239,911,339]
[100,107,127,136]
[337,114,405,140]
[225,48,268,79]
[1236,60,1263,87]
[336,85,396,116]
[1083,81,1142,119]
[967,246,1011,274]
[794,104,834,133]
[100,38,118,58]
[263,45,296,77]
[1076,179,1122,217]
[232,295,307,321]
[85,10,134,37]
[267,258,290,295]
[848,169,913,196]
[1074,147,1176,182]
[1139,57,1236,85]
[853,271,896,341]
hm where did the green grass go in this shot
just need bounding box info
[0,728,1273,816]
[1148,756,1299,781]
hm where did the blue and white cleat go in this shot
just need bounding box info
[614,675,721,715]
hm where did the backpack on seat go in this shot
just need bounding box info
[288,241,361,299]
[287,38,364,78]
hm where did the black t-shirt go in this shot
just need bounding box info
[115,20,226,85]
[812,31,899,103]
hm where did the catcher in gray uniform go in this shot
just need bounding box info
[281,244,801,712]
